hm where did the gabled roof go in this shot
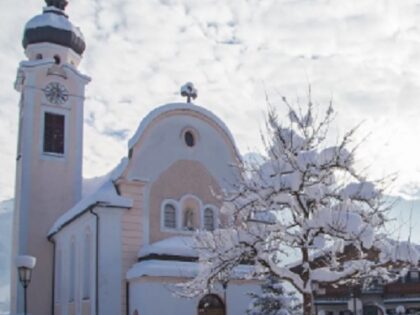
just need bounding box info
[48,158,132,237]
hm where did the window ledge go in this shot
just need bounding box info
[41,152,66,161]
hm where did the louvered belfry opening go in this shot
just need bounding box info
[43,112,65,154]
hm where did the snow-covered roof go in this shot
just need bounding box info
[139,236,197,258]
[126,259,253,280]
[48,158,133,237]
[82,173,111,199]
[132,236,255,279]
[25,7,84,39]
[127,103,239,156]
[286,240,420,274]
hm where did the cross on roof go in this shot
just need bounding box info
[180,82,198,103]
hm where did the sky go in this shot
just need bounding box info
[2,0,420,200]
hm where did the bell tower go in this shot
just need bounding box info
[11,0,90,314]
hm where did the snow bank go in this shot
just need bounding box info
[82,174,110,198]
[48,158,132,236]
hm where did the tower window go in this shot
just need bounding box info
[43,112,65,154]
[36,53,43,60]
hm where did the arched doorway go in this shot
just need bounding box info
[198,294,225,315]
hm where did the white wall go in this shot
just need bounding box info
[53,206,126,315]
[128,114,240,188]
[54,212,96,315]
[97,207,124,315]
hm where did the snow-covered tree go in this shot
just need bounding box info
[247,276,301,315]
[178,94,418,315]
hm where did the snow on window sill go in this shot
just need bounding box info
[41,151,66,161]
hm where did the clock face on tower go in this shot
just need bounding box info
[44,82,69,105]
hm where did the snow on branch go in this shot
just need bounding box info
[176,91,418,315]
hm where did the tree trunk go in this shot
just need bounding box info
[303,292,314,315]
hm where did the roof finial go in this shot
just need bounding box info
[180,82,198,103]
[45,0,68,10]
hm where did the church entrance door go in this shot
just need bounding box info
[198,294,225,315]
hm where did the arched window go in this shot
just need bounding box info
[198,294,225,315]
[83,230,91,299]
[69,240,76,302]
[163,203,177,229]
[203,208,215,231]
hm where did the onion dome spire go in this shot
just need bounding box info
[22,0,86,55]
[45,0,68,10]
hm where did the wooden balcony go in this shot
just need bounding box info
[384,282,420,295]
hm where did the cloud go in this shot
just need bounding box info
[0,0,419,199]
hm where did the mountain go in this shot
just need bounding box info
[0,199,13,315]
[387,196,420,244]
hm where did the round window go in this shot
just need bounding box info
[184,131,195,147]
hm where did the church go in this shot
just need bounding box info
[10,1,259,314]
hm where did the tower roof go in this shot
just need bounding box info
[22,0,86,55]
[45,0,68,10]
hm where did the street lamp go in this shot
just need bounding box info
[16,255,36,315]
[222,280,228,314]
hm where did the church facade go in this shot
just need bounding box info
[11,1,258,315]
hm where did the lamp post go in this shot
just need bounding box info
[222,280,228,315]
[16,255,36,315]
